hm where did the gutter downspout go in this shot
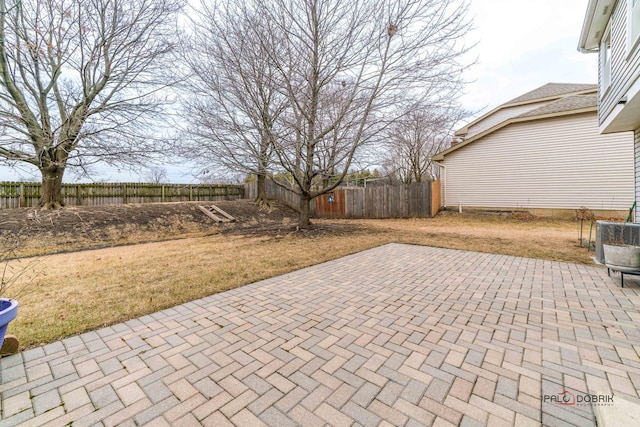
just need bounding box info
[437,163,446,209]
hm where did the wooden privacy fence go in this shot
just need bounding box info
[316,181,441,218]
[245,180,303,212]
[245,179,441,218]
[0,181,244,209]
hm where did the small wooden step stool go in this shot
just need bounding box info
[198,204,236,223]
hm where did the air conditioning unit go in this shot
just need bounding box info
[595,221,640,264]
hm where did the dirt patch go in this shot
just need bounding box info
[0,200,355,256]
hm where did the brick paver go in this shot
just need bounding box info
[2,244,640,426]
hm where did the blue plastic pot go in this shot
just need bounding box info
[0,298,18,348]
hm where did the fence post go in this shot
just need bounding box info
[76,184,82,206]
[19,183,24,208]
[426,181,433,218]
[122,183,127,204]
[161,185,165,202]
[189,185,193,201]
[430,180,441,217]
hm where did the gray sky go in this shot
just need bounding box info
[0,0,596,183]
[463,0,596,116]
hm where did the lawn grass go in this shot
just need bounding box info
[4,213,595,349]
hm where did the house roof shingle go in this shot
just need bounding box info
[515,94,597,118]
[455,83,598,137]
[502,83,598,105]
[504,83,597,105]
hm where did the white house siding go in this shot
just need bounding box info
[600,0,640,124]
[442,112,634,211]
[465,102,550,138]
[636,129,640,221]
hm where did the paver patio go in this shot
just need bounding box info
[1,243,640,426]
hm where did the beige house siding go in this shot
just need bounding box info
[465,102,550,138]
[441,112,634,212]
[600,0,640,125]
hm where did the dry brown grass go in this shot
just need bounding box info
[4,213,594,349]
[348,213,591,265]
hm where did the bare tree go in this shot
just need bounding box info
[144,167,168,185]
[180,0,287,203]
[254,0,472,227]
[383,104,466,183]
[0,0,183,208]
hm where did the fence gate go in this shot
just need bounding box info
[315,189,346,217]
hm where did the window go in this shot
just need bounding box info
[630,0,640,50]
[601,30,611,93]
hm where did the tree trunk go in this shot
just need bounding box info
[255,173,268,203]
[321,176,329,189]
[298,193,312,228]
[39,167,65,209]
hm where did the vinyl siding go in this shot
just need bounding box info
[465,102,550,138]
[600,0,640,124]
[636,129,640,221]
[442,112,634,210]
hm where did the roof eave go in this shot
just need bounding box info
[454,126,468,137]
[578,0,616,52]
[578,0,598,51]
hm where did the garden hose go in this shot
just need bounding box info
[626,201,636,222]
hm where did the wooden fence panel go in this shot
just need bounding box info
[350,183,436,219]
[315,190,346,217]
[382,186,392,217]
[386,186,396,218]
[262,180,317,214]
[407,182,431,217]
[395,185,409,218]
[365,185,387,218]
[244,180,439,218]
[1,182,41,208]
[0,182,244,208]
[431,180,441,217]
[0,181,20,209]
[344,188,365,218]
[244,183,257,200]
